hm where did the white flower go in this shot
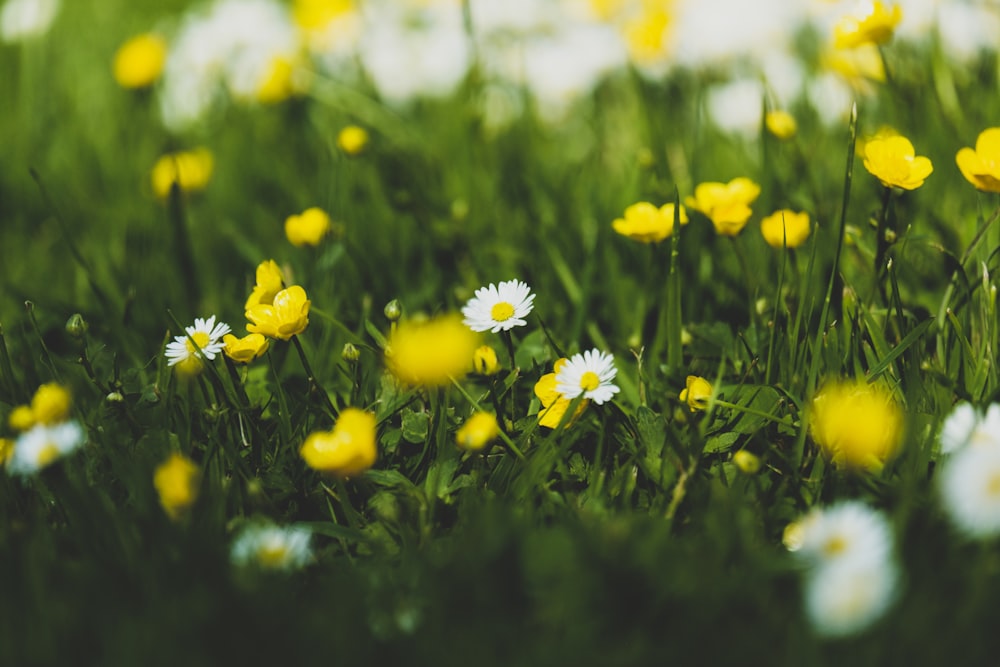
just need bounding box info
[164,316,231,367]
[789,500,893,571]
[939,403,1000,455]
[554,349,620,405]
[938,442,1000,539]
[803,557,900,638]
[231,524,312,571]
[461,280,535,333]
[7,421,84,476]
[0,0,60,42]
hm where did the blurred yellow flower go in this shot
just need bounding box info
[765,110,797,140]
[244,259,286,310]
[246,285,311,341]
[956,128,1000,194]
[154,453,200,520]
[0,437,13,466]
[760,209,812,249]
[612,202,688,243]
[733,450,762,474]
[863,135,933,190]
[385,314,478,387]
[679,375,713,412]
[294,0,355,31]
[456,412,499,451]
[285,207,331,247]
[623,5,672,65]
[30,383,72,425]
[256,56,297,104]
[112,33,167,89]
[337,125,369,155]
[685,178,760,236]
[824,44,886,89]
[534,358,588,428]
[810,379,904,472]
[151,148,214,199]
[300,407,377,478]
[833,2,902,49]
[223,333,270,363]
[473,345,500,375]
[8,405,34,431]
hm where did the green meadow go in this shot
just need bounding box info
[2,0,1000,664]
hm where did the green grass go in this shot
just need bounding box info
[3,2,1000,664]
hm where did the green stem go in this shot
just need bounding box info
[291,334,338,418]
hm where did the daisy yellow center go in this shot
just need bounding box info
[185,331,211,355]
[580,371,600,392]
[257,542,290,567]
[37,442,61,467]
[491,302,515,322]
[822,535,847,557]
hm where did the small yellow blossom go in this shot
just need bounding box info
[456,412,500,451]
[8,405,35,431]
[685,178,761,236]
[112,33,167,89]
[622,5,672,66]
[473,345,500,375]
[294,0,355,30]
[284,207,332,247]
[765,110,797,140]
[246,285,311,341]
[863,135,933,190]
[31,383,72,425]
[151,148,214,199]
[833,2,902,49]
[810,379,904,472]
[733,450,762,474]
[679,375,712,412]
[154,453,200,520]
[612,202,688,243]
[385,314,479,387]
[300,407,377,478]
[823,44,886,90]
[223,333,270,363]
[0,437,14,466]
[337,125,369,155]
[244,260,286,311]
[534,359,588,428]
[956,128,1000,194]
[760,209,812,249]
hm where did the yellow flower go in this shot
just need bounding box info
[760,210,812,249]
[732,450,762,475]
[456,412,500,451]
[685,178,761,236]
[612,202,688,243]
[150,148,214,199]
[31,383,72,425]
[223,333,270,363]
[112,33,167,89]
[862,135,933,190]
[622,5,672,65]
[765,110,797,140]
[8,405,35,431]
[244,259,286,310]
[0,437,13,466]
[833,1,902,49]
[154,453,200,520]
[337,125,369,155]
[956,127,1000,194]
[473,345,500,375]
[284,207,332,247]
[534,359,588,428]
[823,44,886,90]
[810,379,904,472]
[245,285,311,341]
[385,314,479,387]
[300,407,377,478]
[679,375,712,412]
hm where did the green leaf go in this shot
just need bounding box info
[401,408,430,444]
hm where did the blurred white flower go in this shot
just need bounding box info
[706,78,765,137]
[791,500,894,571]
[7,421,84,476]
[936,2,1000,64]
[939,440,1000,539]
[0,0,59,42]
[231,523,312,571]
[939,403,1000,455]
[804,556,900,638]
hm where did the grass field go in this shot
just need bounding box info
[3,0,1000,664]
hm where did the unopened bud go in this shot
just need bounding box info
[65,313,88,338]
[384,299,402,322]
[342,342,360,362]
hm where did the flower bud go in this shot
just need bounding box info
[732,450,762,474]
[342,342,360,362]
[384,299,402,322]
[65,313,88,338]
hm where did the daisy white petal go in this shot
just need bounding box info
[164,315,232,367]
[231,523,312,571]
[804,558,900,638]
[554,348,620,405]
[790,500,893,571]
[8,421,85,476]
[461,279,535,333]
[939,442,1000,539]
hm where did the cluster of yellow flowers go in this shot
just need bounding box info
[3,384,85,476]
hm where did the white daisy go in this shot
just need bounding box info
[0,0,60,43]
[554,349,620,405]
[789,500,894,571]
[7,421,85,476]
[461,280,535,333]
[803,557,900,638]
[939,402,1000,455]
[938,442,1000,539]
[164,316,231,367]
[231,523,312,571]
